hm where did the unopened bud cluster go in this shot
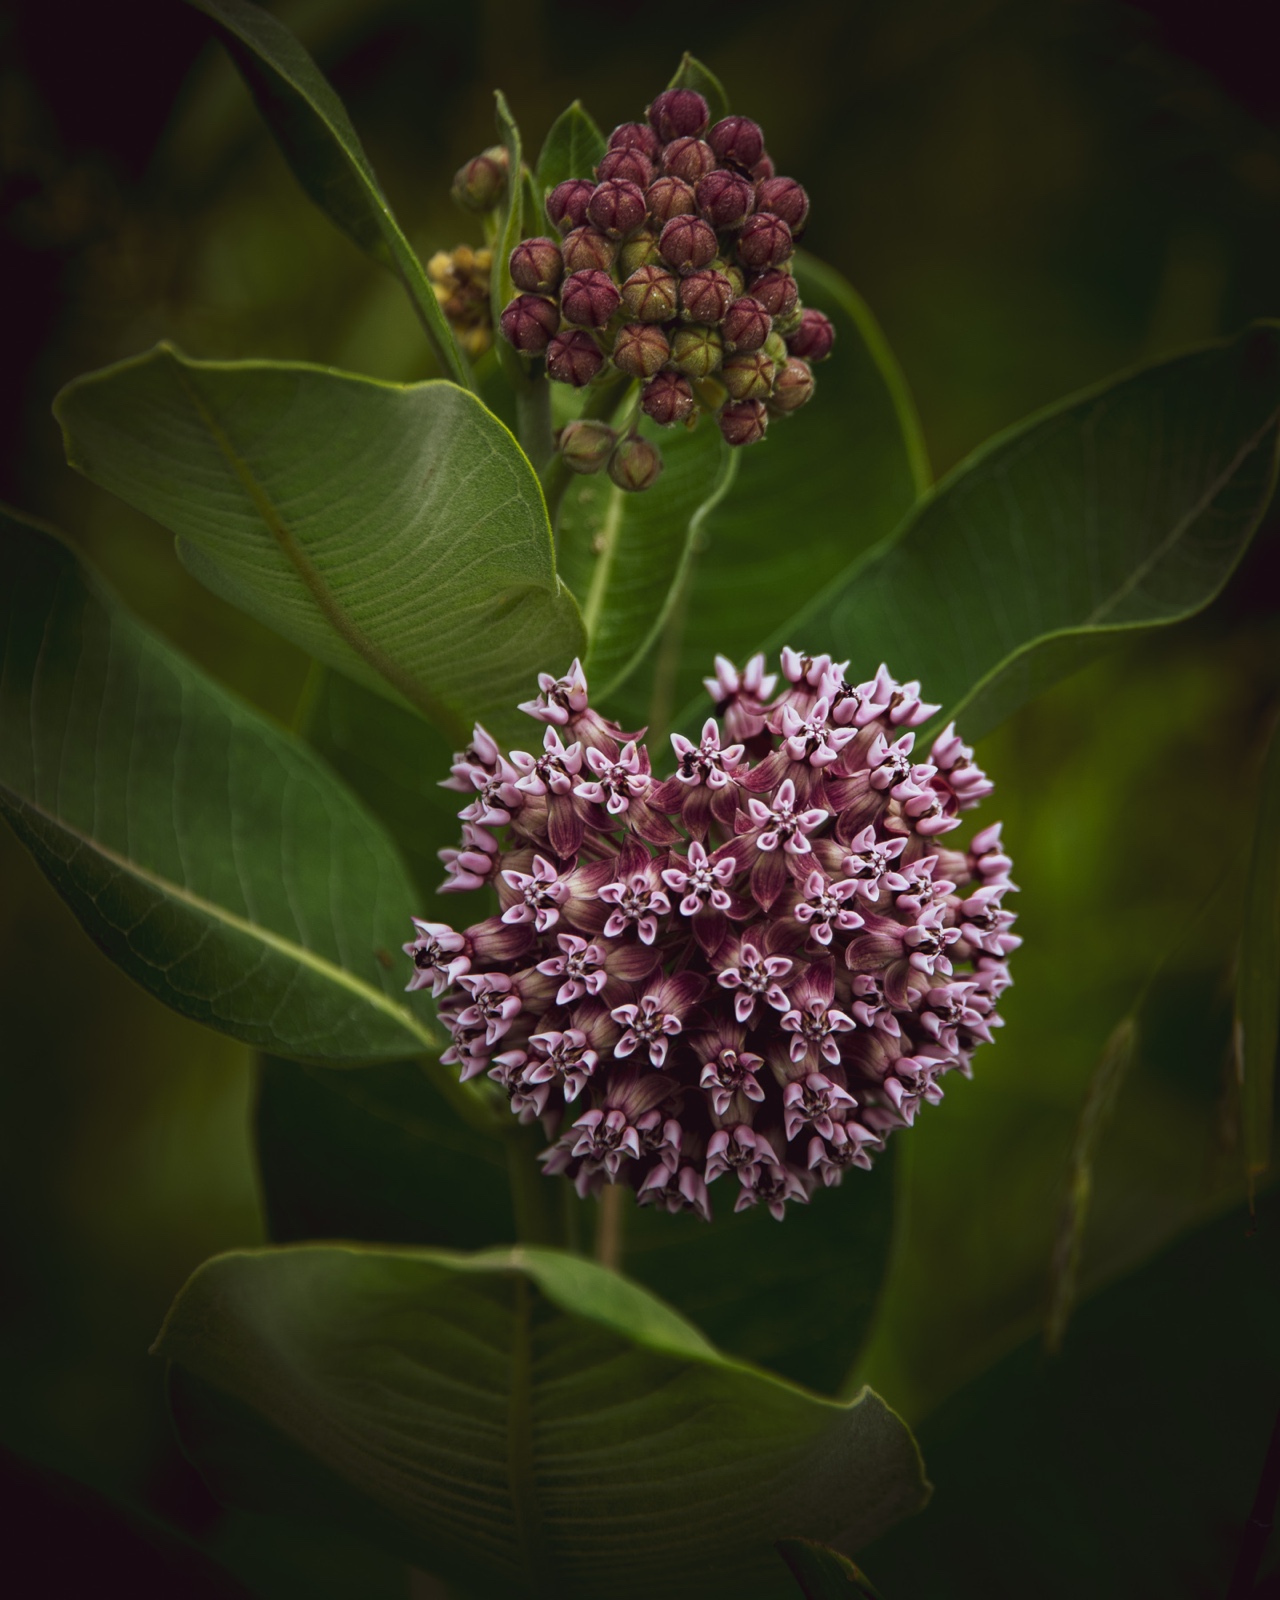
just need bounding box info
[495,88,834,487]
[427,246,494,359]
[408,651,1018,1222]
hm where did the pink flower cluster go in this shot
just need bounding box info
[407,651,1018,1221]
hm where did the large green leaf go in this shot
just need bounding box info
[184,0,468,388]
[772,322,1280,742]
[0,511,434,1062]
[863,1193,1280,1598]
[1238,719,1280,1188]
[535,101,606,216]
[157,1245,928,1598]
[55,348,585,745]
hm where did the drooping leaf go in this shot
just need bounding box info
[667,52,730,125]
[55,348,585,745]
[769,321,1280,743]
[778,1538,886,1599]
[184,0,468,388]
[0,510,435,1062]
[157,1245,928,1599]
[1237,718,1280,1189]
[535,101,606,219]
[863,1194,1280,1599]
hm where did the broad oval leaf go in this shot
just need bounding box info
[1237,718,1280,1187]
[157,1244,928,1599]
[777,321,1280,742]
[535,101,606,216]
[667,52,730,125]
[185,0,468,387]
[0,511,435,1062]
[55,348,586,745]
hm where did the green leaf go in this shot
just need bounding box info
[490,91,531,395]
[184,0,468,388]
[775,321,1280,743]
[55,347,586,745]
[667,52,730,125]
[157,1245,928,1598]
[1237,718,1280,1188]
[778,1539,885,1599]
[535,101,607,217]
[558,420,735,700]
[0,510,435,1063]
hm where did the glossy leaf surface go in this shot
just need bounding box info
[56,348,585,744]
[185,0,467,386]
[0,512,434,1061]
[534,101,606,222]
[158,1245,928,1598]
[1237,720,1280,1185]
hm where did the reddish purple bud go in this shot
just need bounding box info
[721,296,771,353]
[560,418,616,474]
[661,136,717,183]
[721,350,777,401]
[755,176,810,233]
[648,88,709,143]
[609,121,662,160]
[500,294,559,354]
[669,324,723,379]
[658,214,718,273]
[696,169,755,231]
[609,434,664,492]
[679,268,734,326]
[646,175,696,225]
[587,179,648,239]
[618,230,662,276]
[451,146,508,212]
[613,323,670,379]
[768,356,815,412]
[561,268,621,329]
[547,329,604,386]
[509,236,563,296]
[547,178,595,233]
[737,212,793,270]
[620,264,679,322]
[751,154,775,183]
[708,115,765,171]
[748,269,799,319]
[561,225,616,274]
[597,147,655,188]
[718,398,768,446]
[641,370,695,427]
[787,308,836,363]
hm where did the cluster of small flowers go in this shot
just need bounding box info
[407,651,1018,1222]
[427,245,494,359]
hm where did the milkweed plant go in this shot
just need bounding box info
[2,1,1277,1596]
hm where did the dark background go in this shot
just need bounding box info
[1,0,1278,1593]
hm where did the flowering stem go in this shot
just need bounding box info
[515,377,554,474]
[594,1182,627,1269]
[539,375,629,531]
[505,1125,562,1245]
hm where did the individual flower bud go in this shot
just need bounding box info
[768,356,815,412]
[662,136,717,182]
[648,88,710,143]
[721,295,771,353]
[597,147,655,187]
[737,212,793,270]
[721,263,746,297]
[613,322,671,379]
[721,350,776,401]
[547,329,605,386]
[755,176,810,233]
[609,433,664,491]
[618,230,662,276]
[772,301,804,336]
[718,398,768,446]
[500,293,559,354]
[707,115,765,171]
[641,370,696,426]
[646,175,696,225]
[509,236,563,296]
[680,268,734,325]
[751,153,776,182]
[787,308,836,362]
[763,331,789,367]
[561,268,621,328]
[561,225,616,274]
[669,324,723,379]
[609,121,662,160]
[547,178,595,233]
[620,264,679,322]
[587,179,648,239]
[659,214,718,273]
[451,146,508,212]
[748,268,799,319]
[559,418,616,474]
[696,169,755,231]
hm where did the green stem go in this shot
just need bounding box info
[515,376,554,474]
[594,1182,627,1270]
[539,375,630,532]
[505,1125,561,1245]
